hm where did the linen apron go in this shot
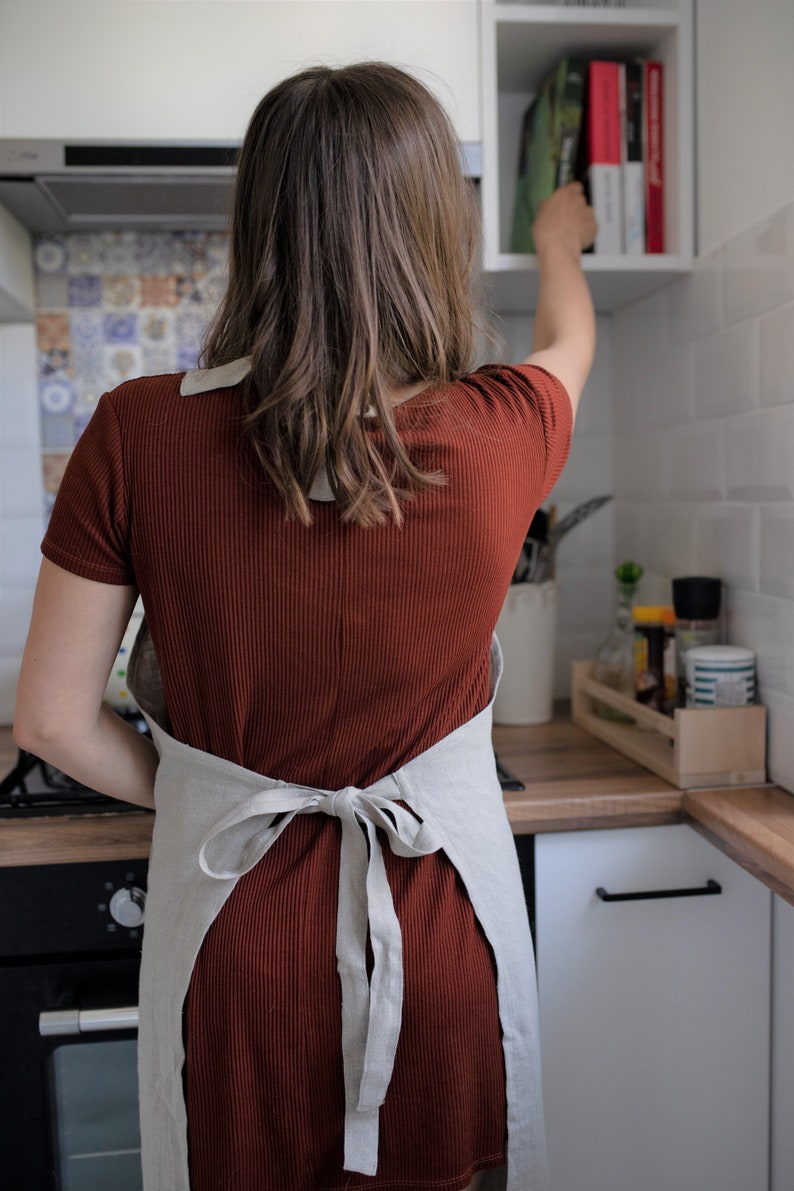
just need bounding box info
[130,633,548,1191]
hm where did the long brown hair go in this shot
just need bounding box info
[202,62,480,526]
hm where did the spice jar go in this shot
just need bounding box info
[672,577,722,708]
[633,606,670,712]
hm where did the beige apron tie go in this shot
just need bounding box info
[198,778,442,1176]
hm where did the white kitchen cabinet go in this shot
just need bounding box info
[480,0,694,312]
[0,1,479,142]
[535,824,770,1191]
[771,893,794,1191]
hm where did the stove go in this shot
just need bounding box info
[0,711,150,818]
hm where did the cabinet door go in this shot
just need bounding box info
[0,2,479,142]
[535,824,770,1191]
[772,894,794,1191]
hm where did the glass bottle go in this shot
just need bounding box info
[592,561,643,721]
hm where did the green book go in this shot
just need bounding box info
[511,58,586,254]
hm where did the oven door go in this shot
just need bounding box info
[0,858,147,1191]
[0,957,142,1191]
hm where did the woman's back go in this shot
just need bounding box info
[44,360,570,788]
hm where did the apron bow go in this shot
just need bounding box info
[198,775,442,1176]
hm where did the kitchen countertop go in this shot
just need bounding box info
[3,717,794,906]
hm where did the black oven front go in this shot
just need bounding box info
[0,857,148,1191]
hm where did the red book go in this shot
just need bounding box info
[586,60,623,254]
[643,60,664,253]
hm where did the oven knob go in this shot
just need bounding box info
[109,886,146,928]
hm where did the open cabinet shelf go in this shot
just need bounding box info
[480,1,694,313]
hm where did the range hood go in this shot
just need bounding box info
[0,139,481,235]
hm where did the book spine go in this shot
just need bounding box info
[644,59,664,253]
[622,60,645,255]
[555,58,585,187]
[587,60,623,254]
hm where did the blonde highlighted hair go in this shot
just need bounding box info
[203,62,481,526]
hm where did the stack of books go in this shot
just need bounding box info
[511,57,664,256]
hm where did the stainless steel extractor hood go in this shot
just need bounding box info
[0,139,481,235]
[0,140,238,233]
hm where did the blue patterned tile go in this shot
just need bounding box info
[70,311,104,350]
[135,232,172,275]
[102,312,138,344]
[67,274,103,307]
[40,378,74,414]
[34,238,66,275]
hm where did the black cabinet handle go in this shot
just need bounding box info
[595,878,722,903]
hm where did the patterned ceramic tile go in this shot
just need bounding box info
[41,413,75,449]
[104,344,143,388]
[42,451,72,495]
[67,275,103,308]
[102,312,139,345]
[102,275,140,309]
[140,275,178,307]
[35,274,68,309]
[32,229,229,492]
[34,238,66,275]
[66,235,103,275]
[40,378,74,415]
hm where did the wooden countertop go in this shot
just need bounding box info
[3,718,794,906]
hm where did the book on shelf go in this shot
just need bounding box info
[621,60,645,255]
[584,59,623,254]
[643,59,664,253]
[510,57,586,255]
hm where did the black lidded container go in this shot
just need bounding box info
[672,576,723,706]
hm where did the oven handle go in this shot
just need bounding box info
[39,1006,139,1037]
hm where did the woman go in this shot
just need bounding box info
[15,63,596,1191]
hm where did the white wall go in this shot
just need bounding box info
[696,0,794,254]
[611,0,794,792]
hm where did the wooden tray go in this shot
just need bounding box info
[571,661,767,790]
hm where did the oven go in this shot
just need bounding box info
[0,747,148,1191]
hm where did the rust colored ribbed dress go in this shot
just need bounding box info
[42,363,571,1191]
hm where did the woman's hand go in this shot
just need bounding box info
[532,182,598,259]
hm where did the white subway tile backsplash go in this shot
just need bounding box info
[648,503,700,577]
[725,408,794,501]
[727,588,794,699]
[557,564,614,633]
[696,504,759,593]
[667,422,725,500]
[694,320,759,419]
[613,432,668,502]
[760,506,794,600]
[613,498,654,571]
[723,202,794,325]
[666,249,724,346]
[760,300,794,408]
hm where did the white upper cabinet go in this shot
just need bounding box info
[480,1,694,311]
[0,1,479,143]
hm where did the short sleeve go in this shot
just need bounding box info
[42,392,135,585]
[474,363,573,502]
